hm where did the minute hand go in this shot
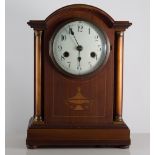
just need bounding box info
[70,28,80,46]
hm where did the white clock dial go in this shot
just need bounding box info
[49,20,109,75]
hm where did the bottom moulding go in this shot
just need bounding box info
[26,122,130,148]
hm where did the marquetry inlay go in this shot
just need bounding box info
[66,87,91,110]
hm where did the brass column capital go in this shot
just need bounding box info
[34,30,42,37]
[116,31,124,37]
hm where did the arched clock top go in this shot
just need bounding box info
[45,4,115,28]
[27,4,132,31]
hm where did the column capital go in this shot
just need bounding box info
[34,30,43,37]
[116,31,124,37]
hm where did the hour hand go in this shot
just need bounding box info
[77,56,82,70]
[77,56,81,62]
[69,28,84,52]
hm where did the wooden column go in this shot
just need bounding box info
[33,30,43,122]
[115,31,124,122]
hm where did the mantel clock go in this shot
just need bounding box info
[26,4,132,148]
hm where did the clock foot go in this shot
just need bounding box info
[94,145,130,148]
[27,144,38,149]
[117,145,130,149]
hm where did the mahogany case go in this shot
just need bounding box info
[26,4,132,148]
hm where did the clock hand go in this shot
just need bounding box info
[77,55,81,67]
[77,56,81,62]
[70,27,82,70]
[70,28,80,46]
[67,27,83,52]
[77,51,82,70]
[64,28,76,45]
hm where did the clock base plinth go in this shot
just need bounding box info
[26,118,130,148]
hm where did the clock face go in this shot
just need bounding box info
[49,20,109,76]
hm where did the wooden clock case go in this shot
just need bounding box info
[26,4,132,148]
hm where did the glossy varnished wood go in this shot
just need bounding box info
[27,4,132,148]
[27,117,130,148]
[43,4,115,127]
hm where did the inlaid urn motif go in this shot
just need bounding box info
[66,87,91,110]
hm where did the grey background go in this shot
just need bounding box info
[6,0,150,135]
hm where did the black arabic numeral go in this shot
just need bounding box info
[61,55,65,61]
[58,45,62,51]
[77,66,82,70]
[78,25,83,32]
[67,62,71,68]
[88,62,92,67]
[88,28,90,34]
[69,26,72,34]
[98,45,102,51]
[95,35,99,41]
[61,34,66,41]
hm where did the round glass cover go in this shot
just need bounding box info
[49,20,109,76]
